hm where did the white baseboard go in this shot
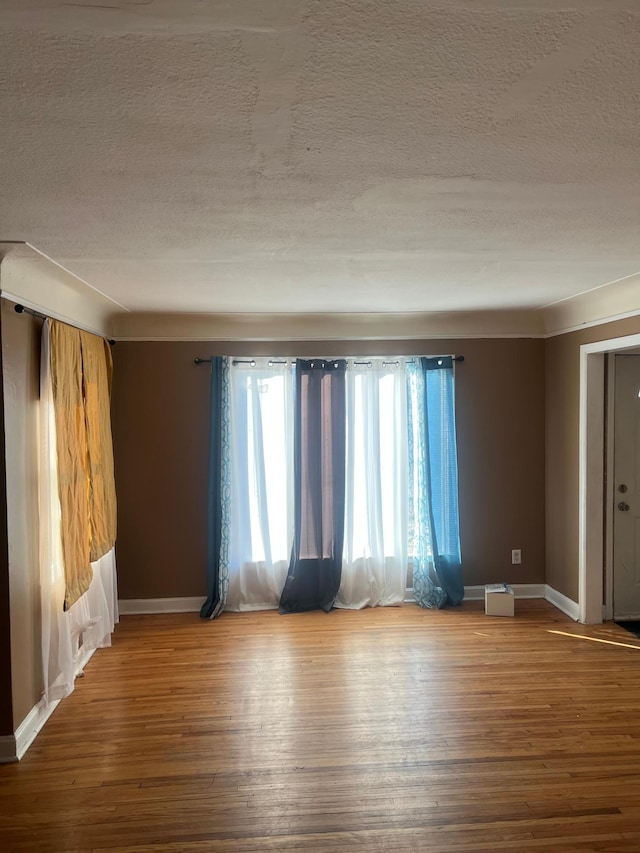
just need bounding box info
[0,645,99,764]
[0,691,63,764]
[545,584,580,621]
[125,590,548,612]
[118,596,205,615]
[404,583,546,603]
[14,697,61,762]
[464,583,546,600]
[120,586,579,621]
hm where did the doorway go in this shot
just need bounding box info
[579,331,640,624]
[612,354,640,620]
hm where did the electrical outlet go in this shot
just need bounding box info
[511,549,522,565]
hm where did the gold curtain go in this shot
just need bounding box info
[49,321,117,609]
[80,331,117,562]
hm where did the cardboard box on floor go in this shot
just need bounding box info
[485,583,515,617]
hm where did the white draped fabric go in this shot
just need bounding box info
[39,320,118,705]
[225,360,294,611]
[336,360,408,608]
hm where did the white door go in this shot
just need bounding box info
[613,354,640,620]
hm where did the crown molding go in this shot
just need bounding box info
[111,309,545,341]
[543,306,640,338]
[1,242,637,342]
[0,242,122,337]
[108,275,640,342]
[542,272,640,337]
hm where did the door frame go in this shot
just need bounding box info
[580,332,640,623]
[604,354,615,622]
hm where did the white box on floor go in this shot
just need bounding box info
[485,583,515,617]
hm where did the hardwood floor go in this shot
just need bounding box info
[2,601,640,852]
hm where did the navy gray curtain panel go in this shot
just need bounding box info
[200,356,230,619]
[279,359,347,613]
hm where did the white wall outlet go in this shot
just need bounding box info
[511,549,522,565]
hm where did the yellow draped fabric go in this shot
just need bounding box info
[80,331,117,562]
[49,321,117,609]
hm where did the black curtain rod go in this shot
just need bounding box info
[194,355,464,365]
[13,303,116,346]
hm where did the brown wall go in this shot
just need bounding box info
[112,337,546,599]
[545,315,640,602]
[0,300,44,727]
[0,305,14,735]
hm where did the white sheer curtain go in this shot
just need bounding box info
[39,320,118,705]
[337,359,408,608]
[222,357,412,611]
[225,359,294,611]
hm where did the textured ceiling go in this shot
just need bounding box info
[1,0,639,314]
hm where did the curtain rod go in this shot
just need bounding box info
[13,303,116,346]
[194,355,465,365]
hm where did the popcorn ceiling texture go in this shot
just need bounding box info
[0,0,639,314]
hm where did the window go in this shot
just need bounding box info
[224,355,460,611]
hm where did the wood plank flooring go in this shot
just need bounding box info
[2,601,640,852]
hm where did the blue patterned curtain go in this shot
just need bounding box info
[408,357,463,608]
[200,356,231,619]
